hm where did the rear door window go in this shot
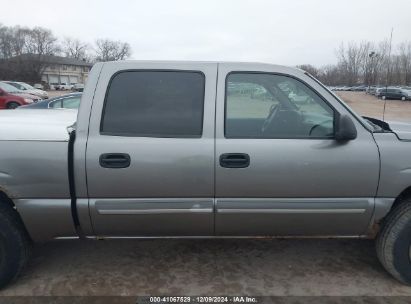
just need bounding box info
[62,96,81,109]
[50,100,63,108]
[101,71,205,137]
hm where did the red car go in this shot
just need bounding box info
[0,82,40,109]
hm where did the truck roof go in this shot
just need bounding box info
[100,60,305,75]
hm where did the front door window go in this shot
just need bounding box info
[225,73,335,139]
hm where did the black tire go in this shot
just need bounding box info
[6,102,20,109]
[0,203,31,289]
[376,197,411,285]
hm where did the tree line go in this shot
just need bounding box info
[298,40,411,86]
[0,23,132,82]
[1,23,410,86]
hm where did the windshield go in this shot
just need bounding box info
[7,82,25,90]
[18,82,34,90]
[0,82,22,93]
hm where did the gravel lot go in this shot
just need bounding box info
[1,238,411,297]
[46,90,75,98]
[1,91,411,298]
[336,91,411,123]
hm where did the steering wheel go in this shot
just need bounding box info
[261,104,279,133]
[308,119,333,136]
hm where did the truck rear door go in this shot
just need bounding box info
[85,62,217,237]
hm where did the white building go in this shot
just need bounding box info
[40,56,93,86]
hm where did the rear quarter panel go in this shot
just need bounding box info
[0,141,70,199]
[0,110,78,241]
[0,140,77,241]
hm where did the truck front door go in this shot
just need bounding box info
[214,63,380,236]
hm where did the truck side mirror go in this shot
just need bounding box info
[335,114,357,141]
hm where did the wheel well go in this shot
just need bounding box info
[391,186,411,211]
[6,101,21,107]
[0,190,16,209]
[0,190,32,242]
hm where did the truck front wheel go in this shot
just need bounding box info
[0,203,31,288]
[376,197,411,285]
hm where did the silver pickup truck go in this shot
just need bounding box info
[1,61,411,287]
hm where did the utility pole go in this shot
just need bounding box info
[367,51,377,92]
[386,28,394,88]
[383,28,394,121]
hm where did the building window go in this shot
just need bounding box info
[62,65,67,71]
[72,66,76,71]
[83,66,89,72]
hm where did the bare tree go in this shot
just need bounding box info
[320,65,342,86]
[4,22,411,87]
[0,24,12,59]
[20,27,60,82]
[398,42,411,85]
[0,24,25,59]
[0,25,60,82]
[336,41,368,85]
[10,27,28,57]
[94,39,131,62]
[294,39,411,86]
[62,37,89,60]
[24,27,60,56]
[296,64,320,78]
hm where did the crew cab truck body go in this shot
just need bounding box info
[1,61,411,287]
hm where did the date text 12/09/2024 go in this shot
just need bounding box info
[148,296,258,303]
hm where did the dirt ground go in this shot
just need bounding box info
[46,90,74,98]
[1,238,411,297]
[2,91,411,298]
[336,91,411,123]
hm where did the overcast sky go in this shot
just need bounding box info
[2,0,411,66]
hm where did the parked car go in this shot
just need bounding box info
[288,91,311,104]
[366,86,377,95]
[4,81,48,99]
[375,87,384,96]
[351,85,367,91]
[59,83,73,90]
[33,83,44,90]
[333,86,344,91]
[19,93,82,109]
[401,87,411,95]
[49,83,59,90]
[73,83,85,92]
[2,61,411,288]
[0,82,41,109]
[377,88,410,101]
[403,90,411,100]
